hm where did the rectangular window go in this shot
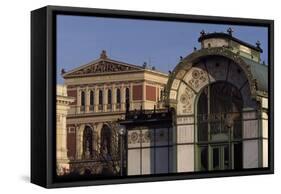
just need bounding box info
[127,127,171,175]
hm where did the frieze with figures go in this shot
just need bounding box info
[67,61,141,76]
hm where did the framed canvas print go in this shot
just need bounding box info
[31,5,274,188]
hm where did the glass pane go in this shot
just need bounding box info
[213,147,220,170]
[99,90,103,105]
[234,143,243,169]
[155,147,169,174]
[81,91,85,106]
[108,90,112,105]
[90,91,94,105]
[198,122,208,141]
[224,146,230,169]
[197,82,243,142]
[233,117,242,139]
[197,87,208,142]
[210,121,222,140]
[127,149,140,175]
[116,89,121,104]
[200,146,208,171]
[142,148,154,175]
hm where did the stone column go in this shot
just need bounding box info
[94,86,98,112]
[112,84,116,112]
[56,113,69,172]
[92,124,97,153]
[76,125,83,160]
[56,85,75,175]
[61,114,68,159]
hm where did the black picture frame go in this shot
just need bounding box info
[31,5,274,188]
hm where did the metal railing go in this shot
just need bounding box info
[68,104,127,115]
[125,108,172,121]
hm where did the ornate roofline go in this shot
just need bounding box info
[62,56,167,79]
[164,47,259,105]
[198,32,263,53]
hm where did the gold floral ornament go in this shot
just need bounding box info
[130,132,139,143]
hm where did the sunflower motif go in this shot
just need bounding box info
[180,94,188,104]
[192,69,200,79]
[130,132,139,143]
[144,131,152,142]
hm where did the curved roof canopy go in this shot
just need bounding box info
[165,47,268,104]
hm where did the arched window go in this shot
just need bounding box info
[108,89,112,104]
[83,126,93,159]
[116,88,121,104]
[125,88,130,111]
[81,91,85,111]
[197,82,243,171]
[125,88,130,102]
[116,88,121,109]
[107,89,112,110]
[90,90,94,111]
[99,90,103,110]
[100,125,112,156]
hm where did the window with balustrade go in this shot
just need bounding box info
[125,88,130,109]
[80,91,85,112]
[98,90,103,111]
[116,88,121,109]
[107,89,112,110]
[90,90,94,111]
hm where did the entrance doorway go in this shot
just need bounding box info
[197,82,243,171]
[211,144,230,170]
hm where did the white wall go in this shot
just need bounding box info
[0,0,279,194]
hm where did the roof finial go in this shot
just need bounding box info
[61,68,66,75]
[142,62,147,68]
[100,50,107,59]
[227,27,234,36]
[200,30,206,36]
[256,40,261,48]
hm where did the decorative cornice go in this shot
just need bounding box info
[63,60,142,78]
[198,32,263,53]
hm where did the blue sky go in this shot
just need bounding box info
[57,15,268,84]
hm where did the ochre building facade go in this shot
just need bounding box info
[58,51,168,175]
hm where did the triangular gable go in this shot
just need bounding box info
[62,58,144,78]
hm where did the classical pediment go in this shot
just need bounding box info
[63,58,144,78]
